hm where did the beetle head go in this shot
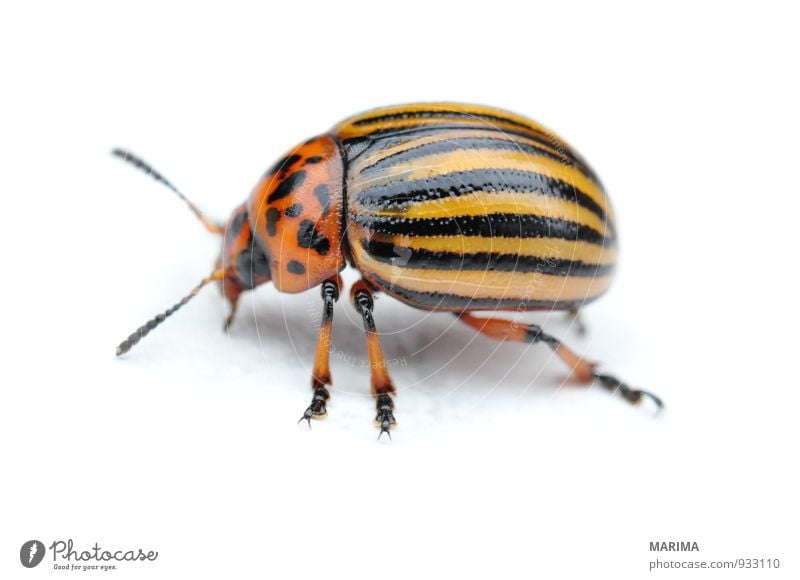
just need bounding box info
[217,203,272,324]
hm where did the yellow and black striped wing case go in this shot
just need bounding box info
[333,103,616,312]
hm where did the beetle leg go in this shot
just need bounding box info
[565,308,587,336]
[457,313,663,411]
[223,295,239,331]
[298,276,341,428]
[216,261,243,331]
[351,280,397,439]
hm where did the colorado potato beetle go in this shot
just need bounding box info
[114,103,663,438]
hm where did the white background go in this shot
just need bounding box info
[2,1,798,578]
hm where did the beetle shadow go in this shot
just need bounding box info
[232,287,586,407]
[373,301,579,401]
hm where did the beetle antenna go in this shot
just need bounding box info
[116,269,226,356]
[112,148,224,235]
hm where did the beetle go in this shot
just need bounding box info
[114,102,662,438]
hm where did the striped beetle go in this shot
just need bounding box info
[114,103,663,438]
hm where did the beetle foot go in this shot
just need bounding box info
[374,394,396,440]
[298,386,330,428]
[593,372,664,412]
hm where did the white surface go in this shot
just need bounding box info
[1,2,798,578]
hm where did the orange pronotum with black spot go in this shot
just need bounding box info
[113,103,663,439]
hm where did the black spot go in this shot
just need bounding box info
[227,210,247,239]
[235,238,272,288]
[266,207,280,236]
[284,203,303,217]
[314,184,331,215]
[267,170,306,203]
[297,219,330,255]
[287,260,306,275]
[305,155,323,164]
[267,154,301,176]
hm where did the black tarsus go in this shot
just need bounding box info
[375,394,396,440]
[592,372,664,411]
[298,386,330,428]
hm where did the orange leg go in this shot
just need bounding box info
[458,312,663,409]
[219,274,241,330]
[351,280,397,439]
[299,276,341,426]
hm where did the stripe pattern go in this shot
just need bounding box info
[332,103,617,312]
